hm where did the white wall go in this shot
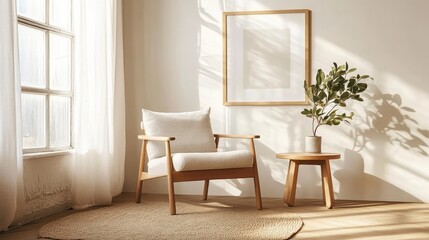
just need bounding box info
[123,0,429,202]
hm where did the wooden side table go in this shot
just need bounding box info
[276,152,340,209]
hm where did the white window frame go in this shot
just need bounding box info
[17,1,74,154]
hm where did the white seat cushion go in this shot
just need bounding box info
[148,150,253,173]
[142,108,217,160]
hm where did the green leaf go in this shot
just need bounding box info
[347,79,356,88]
[316,70,322,85]
[313,95,320,102]
[320,70,326,83]
[346,62,349,71]
[340,92,351,100]
[361,75,369,79]
[333,62,338,70]
[347,68,357,74]
[301,109,310,115]
[357,83,368,92]
[332,85,341,92]
[337,65,346,71]
[318,91,326,101]
[338,76,346,83]
[337,70,346,76]
[352,94,360,100]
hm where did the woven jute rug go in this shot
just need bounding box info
[39,195,303,240]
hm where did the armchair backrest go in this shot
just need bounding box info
[141,108,217,160]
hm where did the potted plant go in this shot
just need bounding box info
[301,62,372,153]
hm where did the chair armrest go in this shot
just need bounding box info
[213,134,260,139]
[138,135,175,141]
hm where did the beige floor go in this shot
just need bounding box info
[1,193,429,240]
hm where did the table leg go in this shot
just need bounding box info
[284,160,299,207]
[321,164,326,205]
[321,160,335,208]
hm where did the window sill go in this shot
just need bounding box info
[23,149,75,160]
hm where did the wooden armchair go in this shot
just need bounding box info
[135,109,262,215]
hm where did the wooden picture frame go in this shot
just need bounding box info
[223,9,312,106]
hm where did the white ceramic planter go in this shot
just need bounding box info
[305,136,322,153]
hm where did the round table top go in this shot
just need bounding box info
[276,152,341,160]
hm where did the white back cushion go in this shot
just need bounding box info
[142,108,217,160]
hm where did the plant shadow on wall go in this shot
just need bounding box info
[355,87,428,156]
[334,85,429,202]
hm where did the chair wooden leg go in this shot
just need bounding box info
[249,139,262,210]
[167,176,176,215]
[203,180,209,200]
[253,174,262,210]
[136,140,147,203]
[136,180,143,203]
[165,141,176,215]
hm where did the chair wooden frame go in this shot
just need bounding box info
[135,133,263,215]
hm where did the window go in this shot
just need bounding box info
[17,0,73,153]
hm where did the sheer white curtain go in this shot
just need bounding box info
[72,0,125,209]
[0,0,23,231]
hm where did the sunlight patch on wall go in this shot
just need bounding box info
[313,36,375,73]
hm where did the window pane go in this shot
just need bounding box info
[22,93,46,149]
[49,0,71,30]
[50,34,71,91]
[50,96,71,148]
[18,24,46,89]
[17,0,45,23]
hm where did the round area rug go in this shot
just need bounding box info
[39,198,303,240]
